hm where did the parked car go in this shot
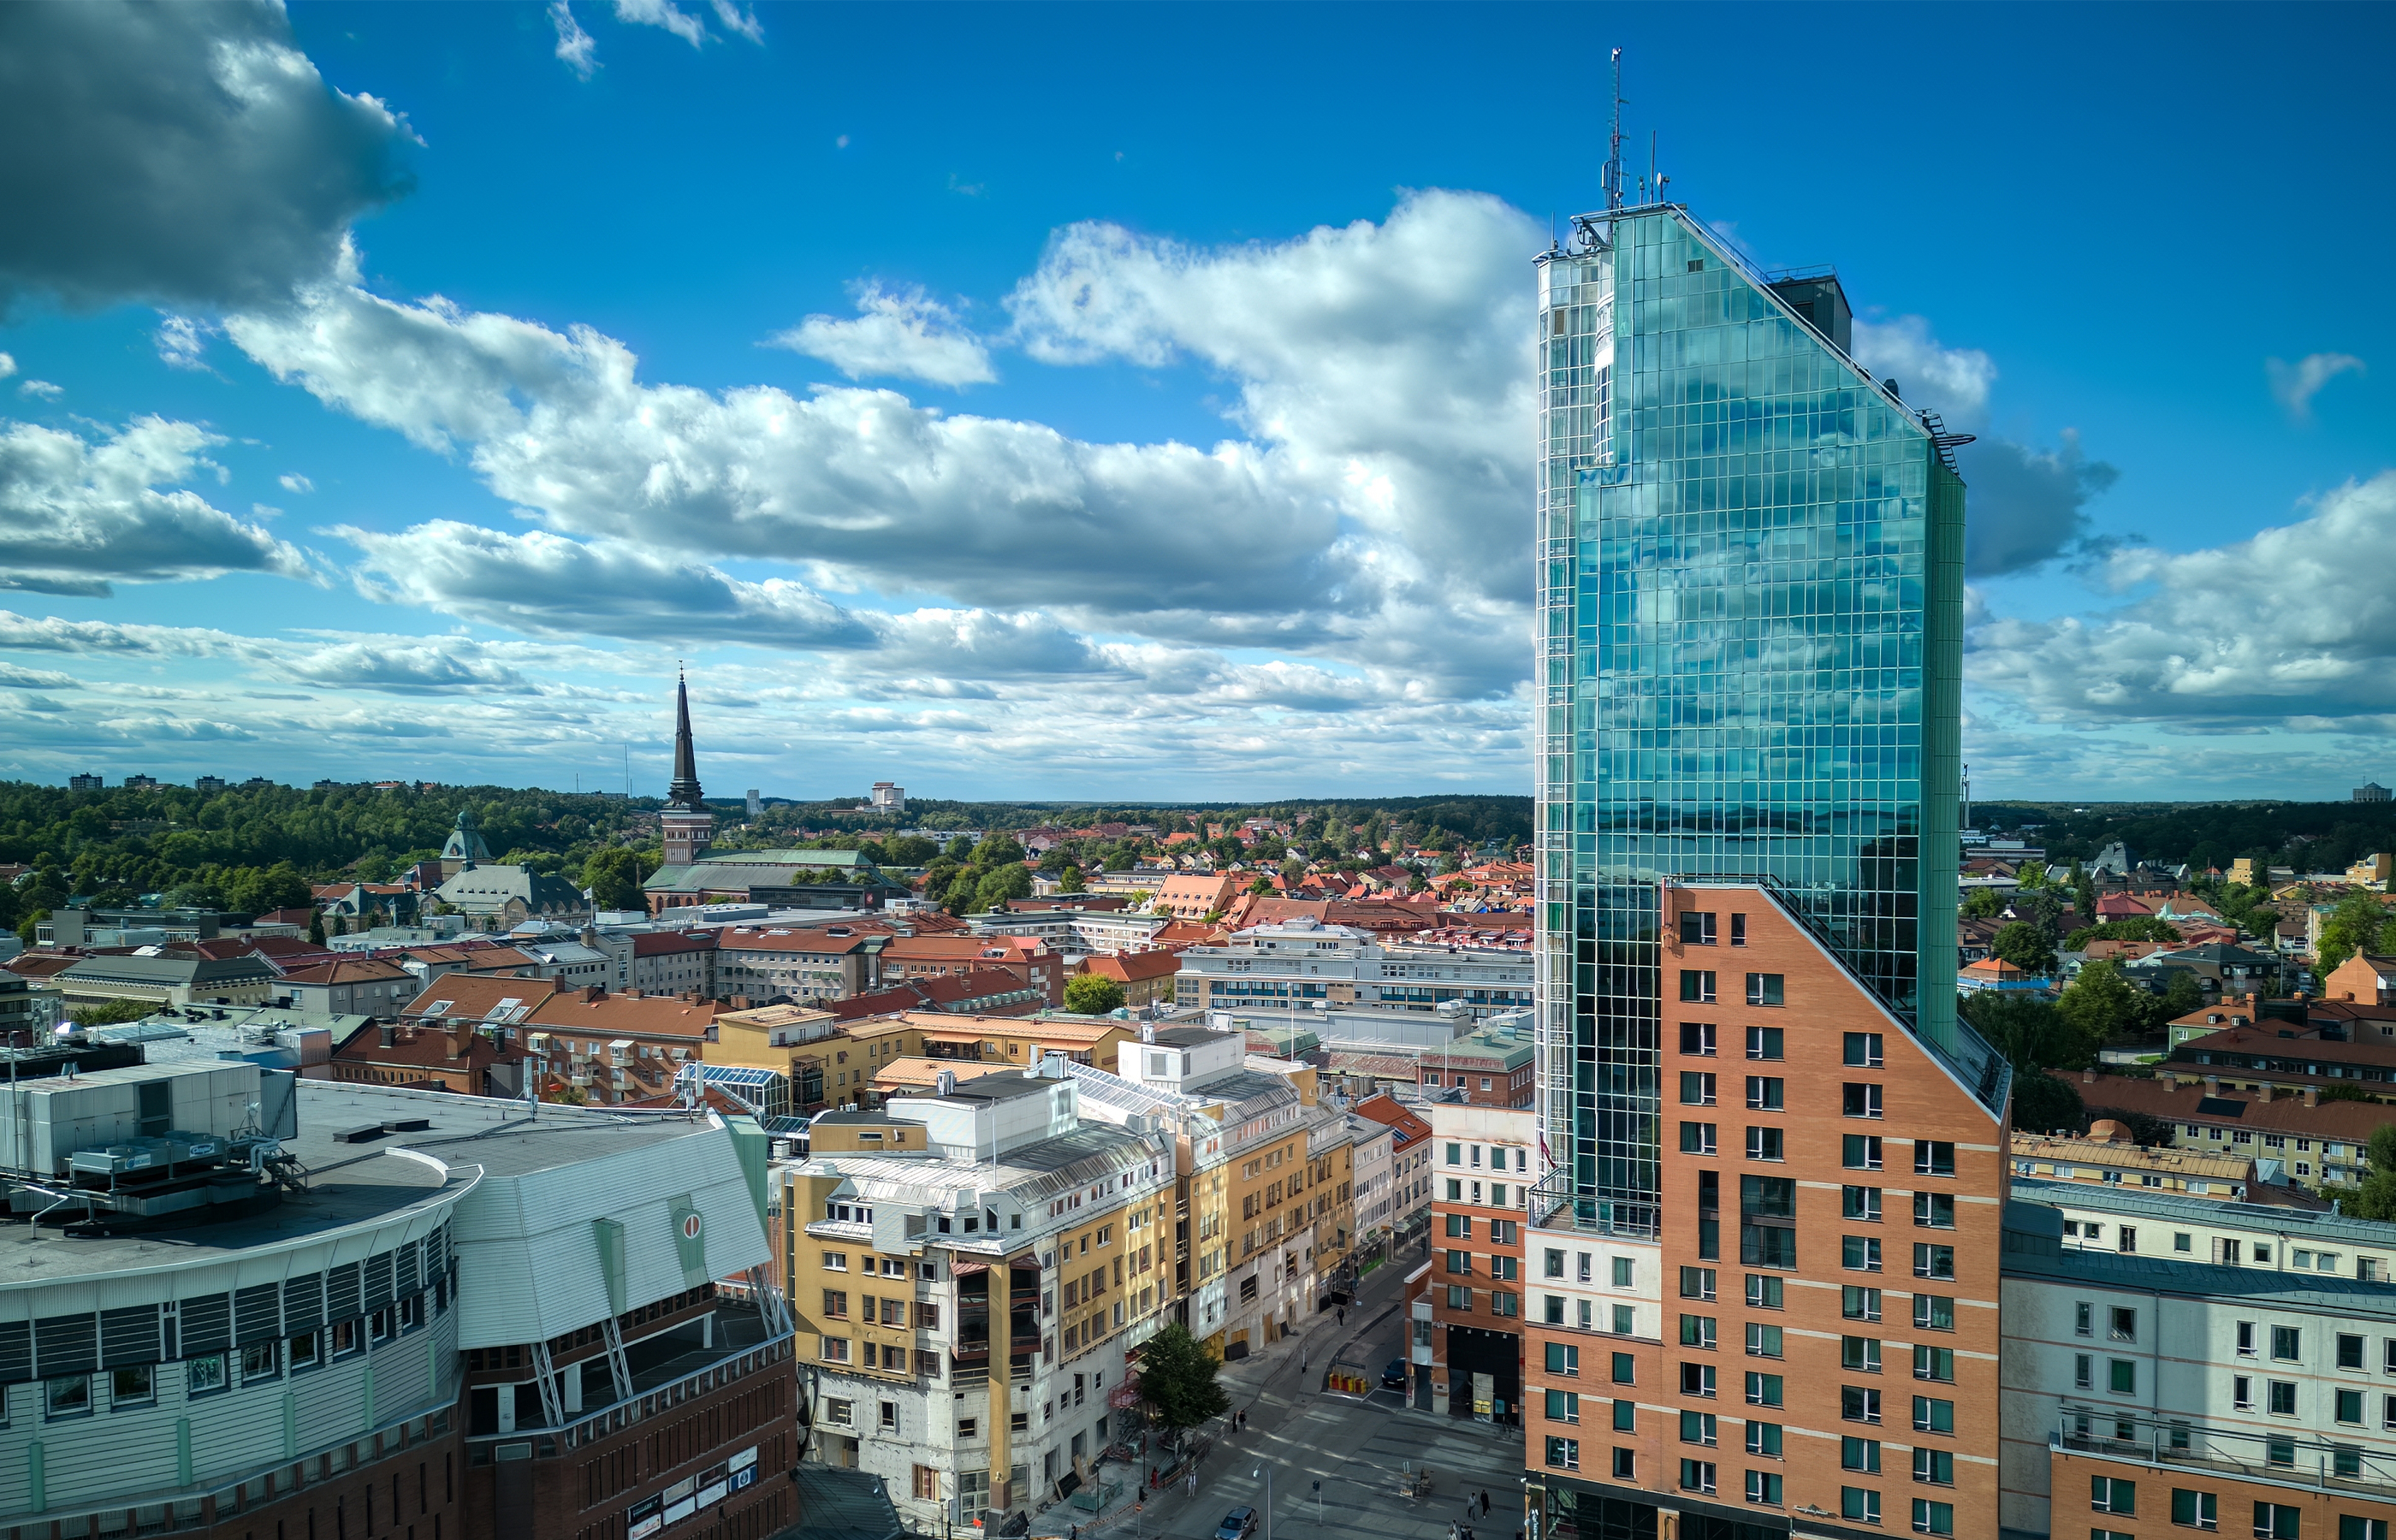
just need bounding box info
[1383,1359,1410,1390]
[1217,1507,1260,1540]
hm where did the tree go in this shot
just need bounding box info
[2347,1126,2396,1222]
[971,834,1027,870]
[1960,887,2005,920]
[1065,974,1126,1016]
[2061,917,2181,951]
[2012,1071,2085,1137]
[307,909,327,945]
[1248,874,1273,896]
[1058,864,1087,894]
[968,863,1033,915]
[1960,992,2097,1074]
[2317,889,2396,975]
[2057,959,2150,1046]
[70,998,155,1028]
[1992,921,2056,977]
[225,861,310,916]
[1134,1322,1230,1435]
[581,848,656,912]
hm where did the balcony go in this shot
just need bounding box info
[2055,1424,2396,1501]
[467,1306,793,1459]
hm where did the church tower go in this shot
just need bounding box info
[660,668,715,869]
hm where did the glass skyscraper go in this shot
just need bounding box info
[1532,205,1969,1230]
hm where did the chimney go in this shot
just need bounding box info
[2304,1087,2321,1107]
[2081,1068,2097,1084]
[379,1022,396,1048]
[1141,1023,1155,1044]
[584,984,607,1003]
[451,1022,476,1058]
[935,1069,956,1096]
[2206,1075,2221,1096]
[2257,1085,2274,1103]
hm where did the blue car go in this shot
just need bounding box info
[1217,1507,1259,1540]
[1383,1359,1410,1390]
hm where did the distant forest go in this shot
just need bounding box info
[1975,800,2396,874]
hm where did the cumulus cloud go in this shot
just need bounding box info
[155,313,218,371]
[282,639,532,695]
[766,284,995,388]
[549,1,598,77]
[1970,470,2396,731]
[0,416,315,595]
[0,354,14,379]
[1956,430,2120,578]
[2267,352,2365,424]
[16,381,62,401]
[1852,316,1996,429]
[228,190,1542,701]
[0,0,415,313]
[278,472,313,494]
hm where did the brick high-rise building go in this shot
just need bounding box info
[1522,181,2010,1540]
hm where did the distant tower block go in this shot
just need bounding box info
[870,781,906,812]
[745,788,762,818]
[660,669,715,868]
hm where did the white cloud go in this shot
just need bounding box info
[0,2,413,312]
[613,0,707,46]
[1851,316,1996,429]
[2267,352,2365,424]
[0,354,14,379]
[1957,430,2120,578]
[279,473,314,494]
[16,381,62,400]
[706,0,763,43]
[765,284,995,388]
[155,314,217,371]
[549,1,598,78]
[0,416,315,595]
[1970,470,2396,731]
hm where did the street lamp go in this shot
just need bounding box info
[1253,1465,1273,1540]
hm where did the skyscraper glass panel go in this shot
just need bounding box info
[1532,206,1970,1231]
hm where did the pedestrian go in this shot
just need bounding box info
[1482,1490,1492,1515]
[1337,1306,1345,1326]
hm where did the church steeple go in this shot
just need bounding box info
[667,665,703,811]
[657,666,715,875]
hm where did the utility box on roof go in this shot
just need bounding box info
[0,1061,262,1176]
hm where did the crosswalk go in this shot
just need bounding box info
[1158,1400,1527,1540]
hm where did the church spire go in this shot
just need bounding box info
[666,665,703,810]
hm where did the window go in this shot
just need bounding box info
[2255,1504,2299,1540]
[1846,1134,1884,1170]
[1613,1304,1637,1335]
[2112,1307,2139,1343]
[957,1417,979,1438]
[1681,1266,1717,1300]
[1914,1141,1955,1176]
[1747,1471,1783,1507]
[1681,1071,1718,1106]
[1731,913,1747,945]
[2173,1490,2218,1531]
[1842,1337,1883,1373]
[1913,1448,1953,1486]
[1845,1235,1883,1272]
[1842,1488,1881,1525]
[1912,1500,1954,1536]
[1746,974,1784,1007]
[1913,1244,1954,1280]
[1746,1127,1784,1162]
[1746,1371,1782,1407]
[885,1402,901,1431]
[44,1376,91,1419]
[2110,1359,2138,1395]
[824,1397,854,1426]
[2269,1381,2298,1416]
[1612,1448,1635,1480]
[2077,1354,2095,1390]
[2237,1322,2257,1357]
[2338,1333,2365,1370]
[1745,1274,1782,1309]
[1746,1324,1782,1359]
[1843,1436,1883,1473]
[1545,1437,1581,1471]
[1613,1256,1635,1287]
[110,1365,155,1407]
[1742,1026,1786,1066]
[186,1354,228,1395]
[1611,1398,1636,1432]
[1914,1396,1954,1434]
[822,1289,849,1318]
[1545,1390,1581,1424]
[1846,1083,1885,1119]
[289,1331,321,1371]
[2335,1389,2363,1425]
[2120,1227,2138,1253]
[1845,1286,1883,1323]
[1681,1410,1718,1447]
[1845,1033,1885,1068]
[2093,1478,2137,1516]
[1680,1363,1716,1398]
[1913,1295,1954,1332]
[2273,1327,2302,1362]
[1681,1022,1717,1056]
[240,1342,279,1382]
[1681,971,1717,1004]
[1913,1346,1954,1383]
[1446,1285,1471,1310]
[1913,1194,1955,1229]
[1545,1248,1566,1279]
[2076,1302,2094,1337]
[1681,912,1717,945]
[1845,1186,1884,1222]
[1843,1385,1882,1424]
[1446,1249,1472,1275]
[2175,1232,2193,1253]
[1680,1460,1717,1496]
[2233,1376,2253,1411]
[2340,1519,2387,1540]
[1545,1342,1580,1376]
[1680,1122,1718,1155]
[1611,1352,1635,1384]
[1747,1420,1782,1456]
[1746,1076,1784,1111]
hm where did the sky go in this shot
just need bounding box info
[2,1,2392,805]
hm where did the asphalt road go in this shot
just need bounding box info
[1032,1236,1530,1540]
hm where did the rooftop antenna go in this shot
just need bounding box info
[1604,48,1627,211]
[1649,130,1657,206]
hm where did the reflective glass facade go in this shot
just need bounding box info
[1532,208,1966,1229]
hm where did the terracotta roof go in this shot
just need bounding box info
[0,952,84,980]
[1351,1093,1432,1148]
[330,1019,521,1073]
[525,987,723,1040]
[827,969,1042,1022]
[279,957,415,986]
[253,908,316,927]
[879,934,1050,962]
[1081,951,1182,985]
[716,927,869,955]
[632,930,718,957]
[868,1056,957,1091]
[2054,1069,2396,1142]
[398,974,565,1022]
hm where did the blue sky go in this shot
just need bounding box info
[3,1,2391,803]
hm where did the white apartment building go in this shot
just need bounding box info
[970,908,1171,956]
[1350,1114,1397,1245]
[1174,915,1534,1017]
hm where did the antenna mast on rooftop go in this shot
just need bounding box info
[1604,48,1627,211]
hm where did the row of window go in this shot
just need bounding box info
[1679,971,1785,1007]
[2096,1478,2387,1540]
[1539,1437,1953,1534]
[24,1295,427,1424]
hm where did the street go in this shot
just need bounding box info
[1030,1238,1531,1540]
